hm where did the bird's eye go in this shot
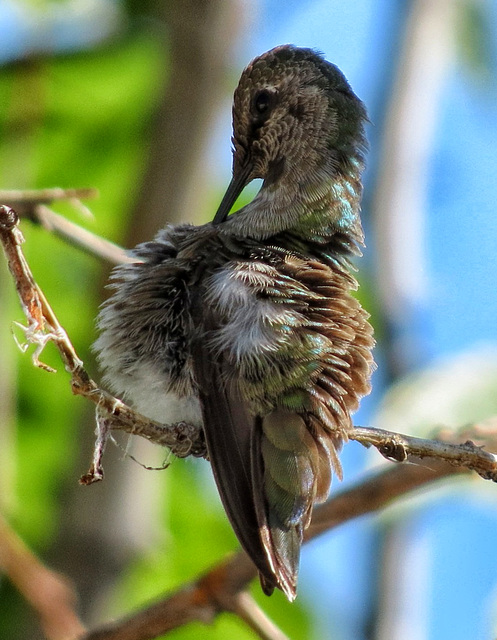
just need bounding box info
[253,89,272,116]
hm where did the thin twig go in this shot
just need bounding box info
[0,205,206,483]
[35,204,131,265]
[349,426,497,481]
[0,515,86,640]
[0,187,98,208]
[0,188,132,265]
[232,592,290,640]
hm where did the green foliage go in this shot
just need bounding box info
[0,26,165,635]
[1,29,165,543]
[456,0,494,81]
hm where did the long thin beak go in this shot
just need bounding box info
[212,164,252,225]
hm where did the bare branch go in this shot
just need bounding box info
[80,457,468,640]
[34,204,131,265]
[232,592,290,640]
[350,425,497,481]
[0,188,131,265]
[0,187,98,209]
[0,205,206,482]
[0,514,85,640]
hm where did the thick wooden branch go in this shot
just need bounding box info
[0,515,85,640]
[80,457,468,640]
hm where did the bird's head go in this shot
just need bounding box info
[213,45,367,224]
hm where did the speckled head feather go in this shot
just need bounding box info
[214,45,368,242]
[230,45,366,183]
[94,45,375,602]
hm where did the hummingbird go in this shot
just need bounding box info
[94,44,374,601]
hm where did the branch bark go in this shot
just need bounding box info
[80,457,468,640]
[350,425,497,481]
[0,515,85,640]
[0,189,130,265]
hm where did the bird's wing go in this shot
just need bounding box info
[190,326,281,595]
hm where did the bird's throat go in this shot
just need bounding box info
[221,157,364,246]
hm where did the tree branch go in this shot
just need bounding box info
[80,457,470,640]
[0,188,131,265]
[0,187,98,208]
[349,425,497,481]
[0,204,206,485]
[232,592,290,640]
[0,515,85,640]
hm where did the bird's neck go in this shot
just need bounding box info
[221,156,365,249]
